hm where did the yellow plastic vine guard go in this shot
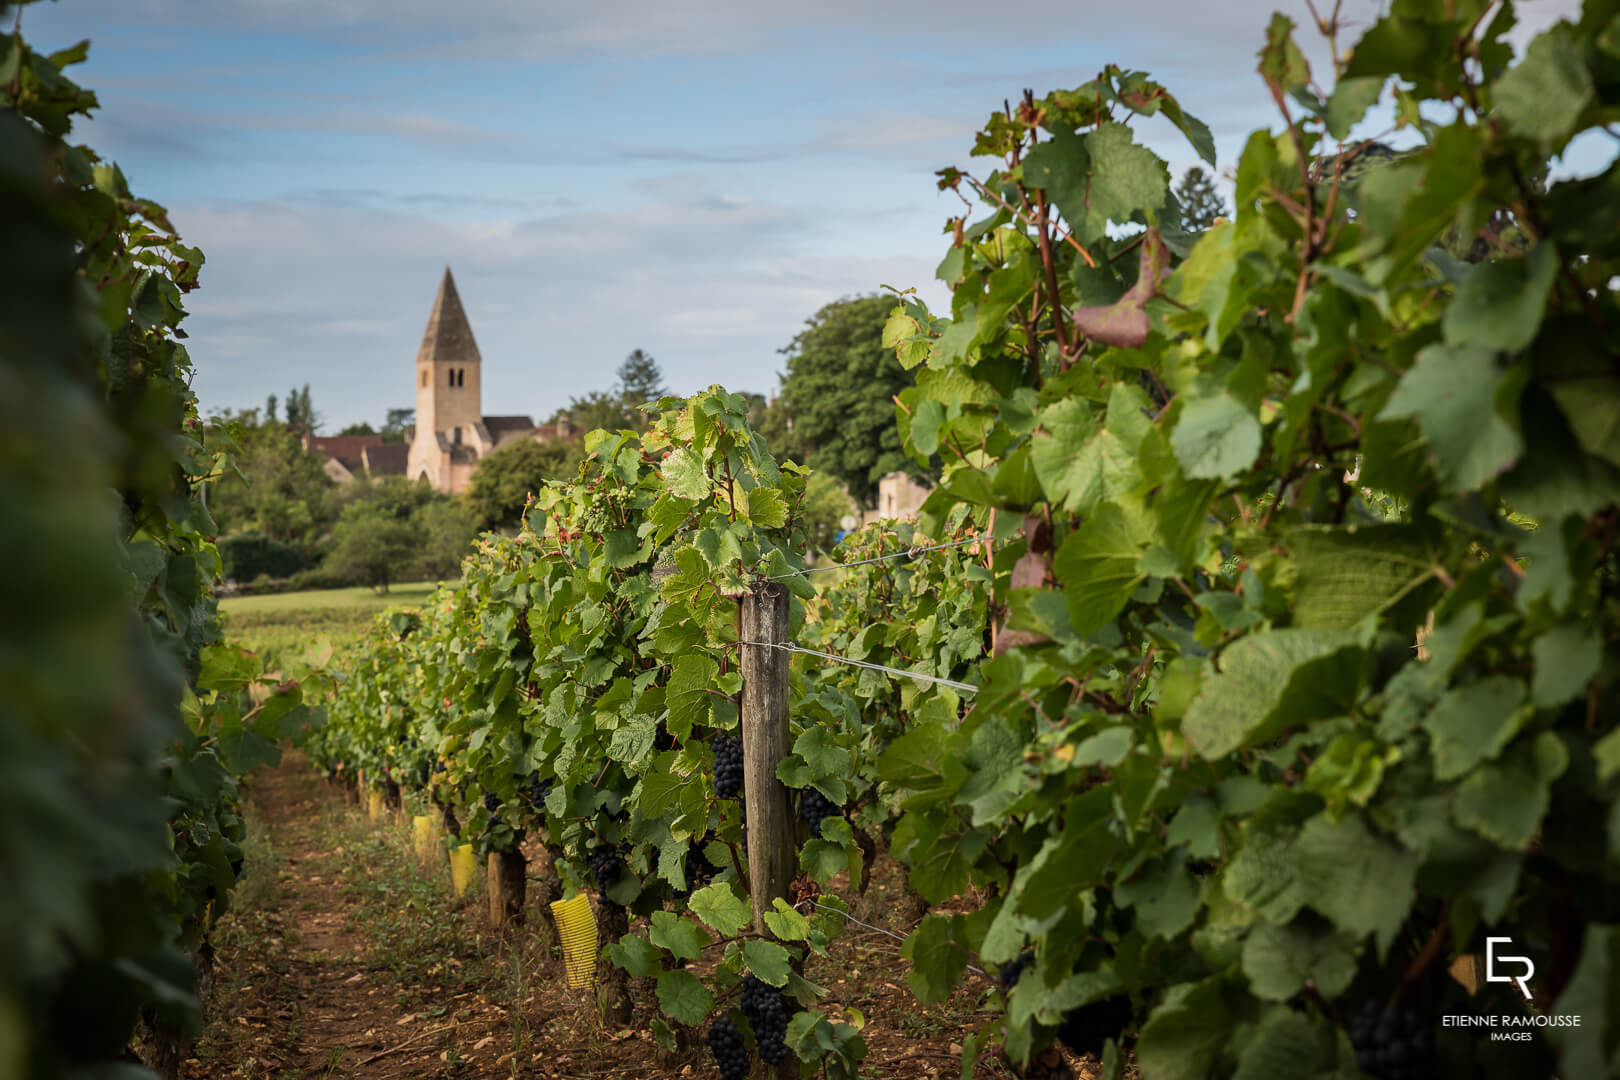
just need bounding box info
[549,893,598,989]
[412,815,437,862]
[366,789,385,822]
[449,843,479,896]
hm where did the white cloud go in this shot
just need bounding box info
[42,0,1588,60]
[175,184,945,429]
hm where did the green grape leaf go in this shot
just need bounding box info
[1423,677,1531,781]
[662,447,710,500]
[1289,525,1440,630]
[1442,243,1558,353]
[764,898,811,942]
[1377,344,1526,493]
[1231,1007,1341,1080]
[1024,123,1167,245]
[687,882,751,937]
[1116,854,1203,941]
[1491,24,1594,148]
[648,910,710,961]
[1259,13,1311,91]
[655,968,715,1026]
[1032,384,1154,515]
[1295,813,1419,956]
[1454,731,1570,850]
[1183,630,1363,760]
[1053,502,1151,636]
[1532,623,1601,709]
[1135,977,1231,1080]
[1546,923,1620,1078]
[1241,918,1359,1002]
[741,939,793,987]
[608,933,665,978]
[1325,76,1386,139]
[745,487,788,529]
[900,913,966,1005]
[1223,825,1306,925]
[1172,391,1262,481]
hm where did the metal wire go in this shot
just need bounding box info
[769,535,991,579]
[797,898,986,976]
[741,640,979,695]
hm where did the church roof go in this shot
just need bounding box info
[416,266,481,370]
[305,434,383,461]
[362,442,409,476]
[483,414,536,435]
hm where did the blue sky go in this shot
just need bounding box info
[21,0,1596,431]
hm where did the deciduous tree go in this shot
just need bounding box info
[466,438,584,530]
[776,295,926,508]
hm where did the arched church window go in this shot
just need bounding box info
[457,368,465,387]
[448,369,455,388]
[420,369,427,388]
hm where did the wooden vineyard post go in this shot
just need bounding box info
[741,582,794,934]
[488,848,527,928]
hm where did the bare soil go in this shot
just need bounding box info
[187,751,1103,1080]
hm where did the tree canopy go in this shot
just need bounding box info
[465,437,585,530]
[207,410,335,547]
[322,502,420,593]
[775,294,927,507]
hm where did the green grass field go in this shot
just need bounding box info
[220,581,443,660]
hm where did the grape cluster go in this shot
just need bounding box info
[999,950,1034,992]
[686,839,719,885]
[713,735,744,799]
[704,1016,749,1080]
[483,791,500,813]
[589,844,624,887]
[740,975,791,1065]
[654,722,676,753]
[527,775,551,812]
[1350,1002,1435,1080]
[417,761,431,786]
[1000,951,1131,1058]
[799,788,839,833]
[432,759,446,774]
[1057,996,1133,1058]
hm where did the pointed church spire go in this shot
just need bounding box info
[416,265,481,369]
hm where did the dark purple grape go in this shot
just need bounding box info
[1057,995,1133,1058]
[740,975,792,1066]
[1349,1001,1434,1080]
[713,735,743,799]
[1000,950,1034,993]
[588,844,624,887]
[799,788,839,833]
[704,1016,750,1080]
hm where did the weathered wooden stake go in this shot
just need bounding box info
[741,582,794,934]
[487,849,527,928]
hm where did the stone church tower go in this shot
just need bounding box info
[407,267,540,493]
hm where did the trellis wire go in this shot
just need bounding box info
[741,640,979,695]
[796,898,986,976]
[769,534,991,579]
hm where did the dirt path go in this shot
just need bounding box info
[193,752,440,1078]
[188,752,1070,1080]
